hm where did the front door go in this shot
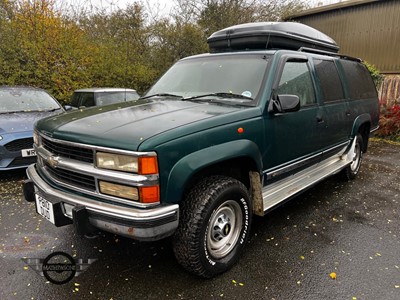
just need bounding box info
[263,55,323,182]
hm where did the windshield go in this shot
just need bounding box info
[146,54,270,101]
[0,88,61,113]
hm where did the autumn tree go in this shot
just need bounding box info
[149,18,208,77]
[175,0,308,38]
[0,0,308,103]
[0,0,95,102]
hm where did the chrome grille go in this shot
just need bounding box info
[42,138,94,163]
[45,164,96,191]
[4,138,34,151]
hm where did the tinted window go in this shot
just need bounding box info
[80,93,95,107]
[313,59,344,102]
[340,60,377,99]
[277,61,315,106]
[70,92,81,107]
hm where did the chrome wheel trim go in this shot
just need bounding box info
[206,200,243,259]
[350,140,362,173]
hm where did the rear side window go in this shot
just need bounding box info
[313,59,344,102]
[340,60,377,99]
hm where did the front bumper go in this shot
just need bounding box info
[24,164,179,241]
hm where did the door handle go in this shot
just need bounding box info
[316,116,324,123]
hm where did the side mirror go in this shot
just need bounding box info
[269,94,300,114]
[64,105,72,111]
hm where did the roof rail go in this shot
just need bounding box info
[298,47,361,62]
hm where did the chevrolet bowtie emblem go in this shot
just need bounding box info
[47,156,60,168]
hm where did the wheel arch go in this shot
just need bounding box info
[165,140,263,204]
[351,114,371,152]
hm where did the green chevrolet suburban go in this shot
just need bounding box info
[24,22,379,278]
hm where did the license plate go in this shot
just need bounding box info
[35,194,55,224]
[21,148,36,157]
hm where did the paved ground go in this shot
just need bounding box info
[0,140,399,300]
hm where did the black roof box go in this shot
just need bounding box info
[207,22,339,53]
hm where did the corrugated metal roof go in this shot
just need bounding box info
[289,0,380,18]
[287,0,400,74]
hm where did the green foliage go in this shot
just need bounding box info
[364,61,384,88]
[0,0,307,104]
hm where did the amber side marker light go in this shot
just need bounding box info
[140,186,160,203]
[237,127,244,134]
[139,156,158,175]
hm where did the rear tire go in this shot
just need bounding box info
[173,176,252,278]
[342,133,363,180]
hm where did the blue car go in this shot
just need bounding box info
[0,86,63,171]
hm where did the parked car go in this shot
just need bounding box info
[68,88,140,108]
[0,86,63,171]
[24,22,379,277]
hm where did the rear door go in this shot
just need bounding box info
[312,58,350,151]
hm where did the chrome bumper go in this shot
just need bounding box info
[25,164,179,241]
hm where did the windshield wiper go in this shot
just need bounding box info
[1,110,29,114]
[183,92,253,101]
[44,108,61,112]
[140,93,183,100]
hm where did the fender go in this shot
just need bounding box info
[165,139,263,203]
[351,113,371,137]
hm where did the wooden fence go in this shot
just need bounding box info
[379,75,400,108]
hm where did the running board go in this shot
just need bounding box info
[261,142,355,214]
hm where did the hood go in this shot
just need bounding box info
[0,110,62,135]
[36,99,243,151]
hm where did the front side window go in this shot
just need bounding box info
[146,54,270,102]
[313,59,344,102]
[276,61,316,106]
[79,93,95,107]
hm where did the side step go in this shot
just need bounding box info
[261,143,355,214]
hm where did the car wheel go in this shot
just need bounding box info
[342,133,363,180]
[173,175,252,278]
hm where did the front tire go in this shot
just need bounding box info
[173,176,252,278]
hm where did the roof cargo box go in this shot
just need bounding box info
[207,22,339,53]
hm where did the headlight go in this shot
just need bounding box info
[96,152,158,174]
[99,181,139,200]
[0,135,2,141]
[96,152,138,172]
